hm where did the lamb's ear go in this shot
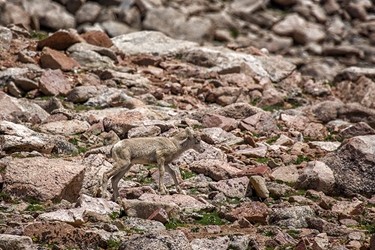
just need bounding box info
[185,127,194,138]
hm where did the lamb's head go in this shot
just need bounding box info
[184,127,204,153]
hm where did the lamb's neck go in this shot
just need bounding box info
[171,138,190,157]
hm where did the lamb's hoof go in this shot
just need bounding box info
[115,197,122,204]
[159,185,168,195]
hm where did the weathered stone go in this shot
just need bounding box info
[38,119,90,135]
[323,135,375,196]
[272,13,306,36]
[81,30,113,48]
[118,230,191,250]
[143,7,214,43]
[334,67,375,82]
[182,47,296,82]
[40,46,80,71]
[112,31,198,57]
[293,23,326,45]
[202,113,238,131]
[123,217,166,232]
[271,165,300,183]
[37,29,83,50]
[121,198,180,219]
[339,121,375,138]
[24,221,102,249]
[295,161,335,194]
[138,193,213,212]
[306,217,352,237]
[0,120,78,154]
[201,127,243,145]
[241,112,279,136]
[0,234,33,250]
[191,236,231,250]
[39,69,72,96]
[75,1,102,25]
[230,0,267,20]
[0,91,49,121]
[250,175,269,198]
[209,176,249,198]
[189,159,242,181]
[269,206,315,228]
[2,156,85,202]
[226,201,269,224]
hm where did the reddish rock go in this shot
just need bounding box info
[37,29,84,50]
[209,176,249,198]
[241,112,279,135]
[147,207,169,223]
[40,47,80,71]
[225,201,269,224]
[233,165,271,177]
[119,186,156,199]
[80,30,113,48]
[102,110,148,138]
[39,69,72,96]
[3,156,85,202]
[189,159,242,181]
[132,55,163,66]
[202,113,238,131]
[24,221,103,249]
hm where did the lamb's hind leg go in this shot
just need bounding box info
[165,164,183,193]
[102,159,130,201]
[111,164,132,201]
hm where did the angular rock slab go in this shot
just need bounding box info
[2,156,85,202]
[138,193,213,212]
[225,201,269,224]
[0,91,49,121]
[38,119,90,136]
[122,198,180,219]
[0,120,78,154]
[0,234,34,250]
[24,221,102,249]
[323,135,375,196]
[295,161,335,194]
[182,47,296,82]
[118,230,191,250]
[269,205,315,228]
[209,176,250,198]
[112,31,198,57]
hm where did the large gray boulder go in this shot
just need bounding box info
[118,230,192,250]
[322,135,375,196]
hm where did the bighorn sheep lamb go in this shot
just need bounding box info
[101,127,203,201]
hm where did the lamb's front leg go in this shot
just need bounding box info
[156,150,167,195]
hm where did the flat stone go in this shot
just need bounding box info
[112,31,198,57]
[138,193,213,212]
[225,201,269,224]
[2,156,85,202]
[39,69,72,96]
[209,176,249,198]
[40,47,80,71]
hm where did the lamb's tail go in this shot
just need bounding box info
[84,145,113,158]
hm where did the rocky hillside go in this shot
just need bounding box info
[2,0,375,84]
[1,1,375,250]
